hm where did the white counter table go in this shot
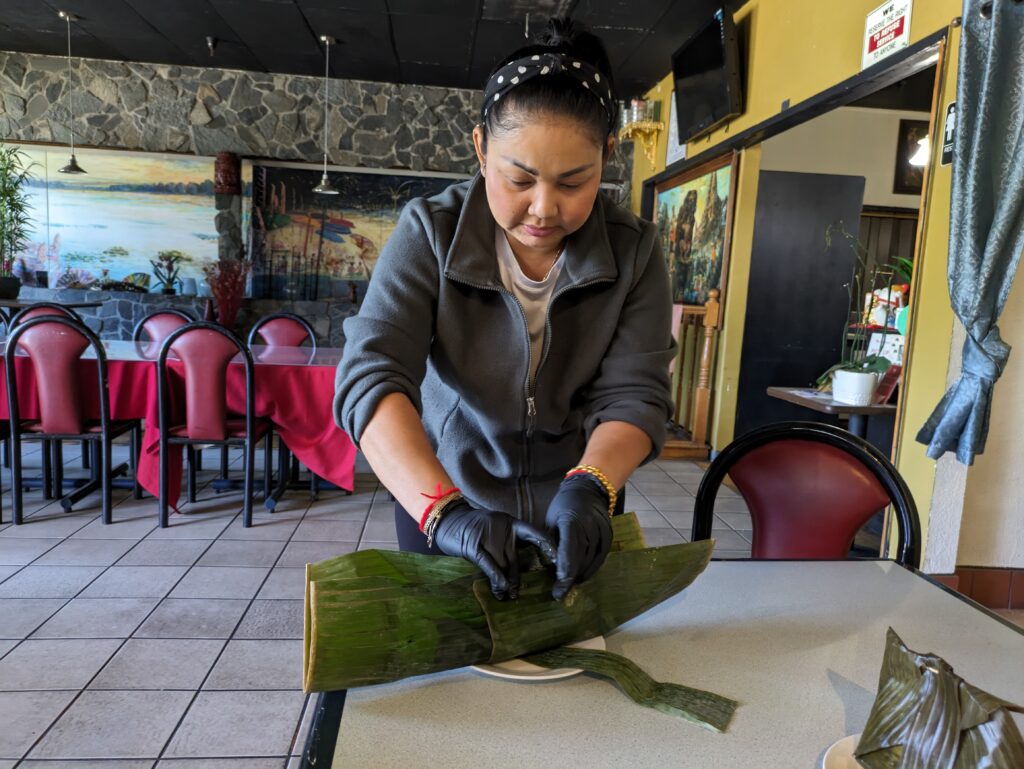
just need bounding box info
[310,561,1024,768]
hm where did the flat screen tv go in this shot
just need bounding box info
[671,8,743,143]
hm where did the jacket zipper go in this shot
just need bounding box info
[445,274,535,520]
[446,273,614,521]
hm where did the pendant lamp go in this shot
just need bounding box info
[313,35,338,195]
[57,11,86,174]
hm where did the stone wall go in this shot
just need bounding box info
[1,50,634,342]
[0,50,633,183]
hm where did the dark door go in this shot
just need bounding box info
[734,171,867,438]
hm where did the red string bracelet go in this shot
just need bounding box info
[418,483,461,532]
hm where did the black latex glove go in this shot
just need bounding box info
[433,500,556,601]
[545,474,614,600]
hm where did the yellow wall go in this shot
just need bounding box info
[631,0,962,556]
[890,23,959,563]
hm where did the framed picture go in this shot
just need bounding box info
[653,151,738,307]
[9,143,220,288]
[249,161,467,300]
[892,119,928,195]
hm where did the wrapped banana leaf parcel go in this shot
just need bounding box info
[303,513,738,732]
[855,628,1024,769]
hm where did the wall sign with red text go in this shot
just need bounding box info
[862,0,913,70]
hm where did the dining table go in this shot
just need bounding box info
[0,337,356,507]
[302,560,1024,768]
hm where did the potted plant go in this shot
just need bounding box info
[815,223,893,405]
[150,250,185,295]
[0,143,35,299]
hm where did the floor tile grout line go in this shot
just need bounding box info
[11,488,233,763]
[1,444,248,660]
[152,462,326,764]
[2,446,324,762]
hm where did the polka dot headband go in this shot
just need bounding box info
[482,52,616,132]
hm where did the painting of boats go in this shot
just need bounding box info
[250,163,466,300]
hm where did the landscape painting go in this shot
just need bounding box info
[654,152,737,307]
[250,163,465,300]
[12,144,218,289]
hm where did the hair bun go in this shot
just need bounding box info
[535,16,613,84]
[539,16,577,47]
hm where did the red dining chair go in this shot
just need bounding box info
[10,302,83,327]
[157,321,272,528]
[247,312,319,507]
[132,308,194,343]
[131,308,224,478]
[4,315,141,525]
[10,303,88,485]
[247,312,318,351]
[691,421,921,568]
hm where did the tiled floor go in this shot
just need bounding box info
[0,442,750,767]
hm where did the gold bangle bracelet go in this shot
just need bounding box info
[566,464,617,517]
[424,490,463,548]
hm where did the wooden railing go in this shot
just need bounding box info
[669,289,721,450]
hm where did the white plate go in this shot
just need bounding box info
[471,636,606,681]
[822,734,862,769]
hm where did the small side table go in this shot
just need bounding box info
[766,386,896,438]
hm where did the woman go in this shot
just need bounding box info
[334,18,674,602]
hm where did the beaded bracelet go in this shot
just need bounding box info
[418,483,463,548]
[565,464,617,517]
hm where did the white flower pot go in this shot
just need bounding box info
[832,369,879,406]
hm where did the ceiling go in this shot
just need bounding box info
[0,0,742,97]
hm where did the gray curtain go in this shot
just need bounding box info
[917,0,1024,464]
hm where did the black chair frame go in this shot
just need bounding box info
[5,315,141,525]
[247,312,320,507]
[157,321,271,528]
[247,312,318,351]
[691,421,922,569]
[9,302,90,474]
[131,308,195,342]
[9,302,84,328]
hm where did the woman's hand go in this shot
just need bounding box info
[433,501,556,601]
[544,475,613,600]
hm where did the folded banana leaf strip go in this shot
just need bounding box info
[855,627,1024,769]
[303,513,728,729]
[524,647,738,732]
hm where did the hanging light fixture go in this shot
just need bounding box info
[313,35,338,195]
[57,11,86,174]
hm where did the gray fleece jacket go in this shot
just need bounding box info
[334,175,674,526]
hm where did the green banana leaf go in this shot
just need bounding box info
[855,628,1024,768]
[524,647,738,733]
[303,513,711,691]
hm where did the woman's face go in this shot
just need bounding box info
[473,114,610,258]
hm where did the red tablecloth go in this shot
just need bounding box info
[0,355,356,506]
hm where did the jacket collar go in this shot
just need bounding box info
[444,173,619,290]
